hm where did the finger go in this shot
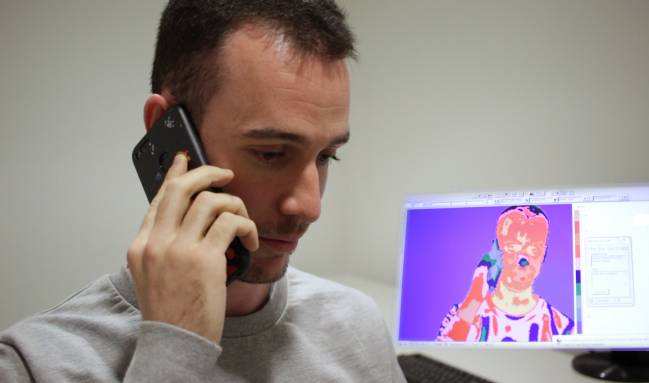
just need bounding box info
[178,191,250,242]
[152,165,234,240]
[138,153,189,238]
[203,212,259,254]
[128,154,190,274]
[165,151,191,180]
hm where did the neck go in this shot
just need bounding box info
[491,282,537,316]
[225,281,272,317]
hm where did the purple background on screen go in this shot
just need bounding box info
[398,204,574,341]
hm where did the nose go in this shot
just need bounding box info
[278,163,322,223]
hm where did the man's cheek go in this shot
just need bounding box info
[500,262,517,285]
[529,261,542,280]
[503,253,517,266]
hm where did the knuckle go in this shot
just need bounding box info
[127,241,142,258]
[141,250,158,269]
[219,211,236,224]
[209,220,229,239]
[196,190,216,206]
[126,243,142,266]
[229,195,244,208]
[165,178,184,194]
[142,242,158,257]
[141,242,162,266]
[198,164,219,177]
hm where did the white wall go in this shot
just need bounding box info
[2,0,648,330]
[0,1,163,329]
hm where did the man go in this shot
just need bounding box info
[0,1,406,381]
[437,205,574,342]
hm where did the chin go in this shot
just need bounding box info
[507,281,534,293]
[240,253,290,284]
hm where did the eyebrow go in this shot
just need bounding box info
[241,127,350,146]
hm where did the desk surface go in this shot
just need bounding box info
[324,273,607,383]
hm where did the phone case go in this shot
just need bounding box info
[132,105,250,285]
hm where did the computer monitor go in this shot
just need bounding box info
[396,184,649,380]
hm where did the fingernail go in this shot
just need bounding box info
[174,151,188,164]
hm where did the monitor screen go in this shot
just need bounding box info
[396,184,649,349]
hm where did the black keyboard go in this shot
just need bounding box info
[398,354,496,383]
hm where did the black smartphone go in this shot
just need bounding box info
[132,105,250,285]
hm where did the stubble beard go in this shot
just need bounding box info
[238,218,309,284]
[239,252,290,284]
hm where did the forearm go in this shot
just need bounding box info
[437,304,479,342]
[1,322,222,383]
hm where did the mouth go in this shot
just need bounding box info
[518,257,530,267]
[258,235,301,254]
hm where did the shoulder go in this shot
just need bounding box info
[3,268,139,338]
[537,296,570,318]
[283,267,397,371]
[0,269,140,379]
[284,267,387,333]
[537,296,575,332]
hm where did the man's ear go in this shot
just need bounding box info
[143,94,171,132]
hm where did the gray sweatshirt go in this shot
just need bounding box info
[0,266,406,382]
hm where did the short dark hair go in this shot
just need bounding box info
[500,205,548,221]
[151,0,356,126]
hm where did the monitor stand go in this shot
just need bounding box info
[572,351,649,382]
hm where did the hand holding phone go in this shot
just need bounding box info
[127,106,259,344]
[132,105,251,285]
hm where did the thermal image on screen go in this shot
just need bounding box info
[398,204,576,344]
[436,206,575,342]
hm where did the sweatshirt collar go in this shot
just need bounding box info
[109,266,288,338]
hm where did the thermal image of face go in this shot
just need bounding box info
[496,206,548,294]
[436,206,575,343]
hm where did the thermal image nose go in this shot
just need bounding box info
[518,257,530,267]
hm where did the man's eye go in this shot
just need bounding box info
[528,244,546,257]
[255,150,285,163]
[317,153,340,165]
[503,244,520,253]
